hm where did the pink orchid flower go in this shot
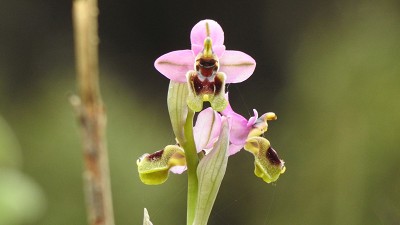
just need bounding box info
[172,95,277,174]
[221,93,277,155]
[139,104,282,183]
[154,19,256,112]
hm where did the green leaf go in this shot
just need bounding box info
[193,118,230,225]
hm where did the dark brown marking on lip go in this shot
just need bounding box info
[213,75,223,95]
[147,149,164,161]
[191,75,216,96]
[266,147,281,165]
[196,57,218,78]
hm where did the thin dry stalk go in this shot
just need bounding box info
[72,0,115,224]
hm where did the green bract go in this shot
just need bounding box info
[167,81,189,144]
[194,118,230,225]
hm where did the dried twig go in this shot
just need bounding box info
[71,0,115,224]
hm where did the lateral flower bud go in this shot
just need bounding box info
[244,137,286,183]
[137,145,186,185]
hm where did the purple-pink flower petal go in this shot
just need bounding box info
[228,114,251,145]
[191,44,226,58]
[221,93,258,147]
[228,144,243,156]
[191,19,224,47]
[221,94,249,145]
[190,20,225,57]
[170,166,187,174]
[193,107,222,152]
[247,109,259,126]
[219,50,256,83]
[154,50,195,83]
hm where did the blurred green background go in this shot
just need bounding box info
[1,0,400,224]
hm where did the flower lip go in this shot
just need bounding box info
[196,57,219,78]
[147,149,164,161]
[199,58,217,68]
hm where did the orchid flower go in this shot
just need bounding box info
[138,19,286,225]
[137,101,285,184]
[221,93,285,183]
[154,19,256,112]
[221,93,276,155]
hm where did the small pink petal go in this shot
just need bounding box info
[219,50,256,83]
[193,107,222,152]
[247,109,259,126]
[170,166,187,174]
[154,50,195,82]
[190,19,224,47]
[228,144,244,156]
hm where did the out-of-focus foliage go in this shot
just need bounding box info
[0,117,21,168]
[0,118,46,225]
[262,2,400,225]
[0,0,399,225]
[0,169,46,225]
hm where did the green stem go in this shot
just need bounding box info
[166,81,198,224]
[181,109,198,225]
